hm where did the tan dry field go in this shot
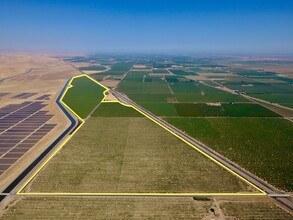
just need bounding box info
[224,57,293,74]
[186,75,210,81]
[0,53,78,96]
[241,65,293,74]
[103,92,118,101]
[100,79,120,88]
[82,70,102,74]
[66,61,91,68]
[0,53,79,192]
[133,64,147,68]
[25,116,257,193]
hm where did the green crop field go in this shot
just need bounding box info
[92,102,143,117]
[140,103,178,116]
[26,104,255,193]
[119,81,171,94]
[166,117,293,191]
[171,81,226,93]
[79,65,107,71]
[282,103,293,108]
[165,75,189,83]
[122,71,146,82]
[225,82,293,94]
[152,68,169,73]
[170,69,197,76]
[118,71,249,103]
[187,67,205,72]
[170,82,248,102]
[1,197,212,220]
[62,76,106,118]
[253,77,289,84]
[234,69,277,76]
[140,103,279,117]
[174,92,248,103]
[175,103,279,117]
[126,94,174,102]
[221,103,280,117]
[250,94,293,106]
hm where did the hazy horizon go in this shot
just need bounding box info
[1,0,293,54]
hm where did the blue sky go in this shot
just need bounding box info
[0,0,293,54]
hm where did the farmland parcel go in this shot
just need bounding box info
[25,103,256,193]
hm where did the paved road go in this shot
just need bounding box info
[112,90,293,213]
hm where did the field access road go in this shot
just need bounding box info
[111,90,293,214]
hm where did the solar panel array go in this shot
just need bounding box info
[0,101,56,175]
[12,93,37,99]
[35,94,51,100]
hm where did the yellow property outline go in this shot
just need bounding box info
[17,74,266,196]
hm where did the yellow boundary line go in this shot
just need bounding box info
[17,74,266,196]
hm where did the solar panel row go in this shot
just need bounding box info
[0,101,57,175]
[35,94,51,100]
[12,93,37,99]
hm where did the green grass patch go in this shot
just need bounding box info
[92,102,142,117]
[166,117,293,191]
[62,76,106,118]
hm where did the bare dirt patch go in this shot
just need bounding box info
[100,79,120,88]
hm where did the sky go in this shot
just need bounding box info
[0,0,293,55]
